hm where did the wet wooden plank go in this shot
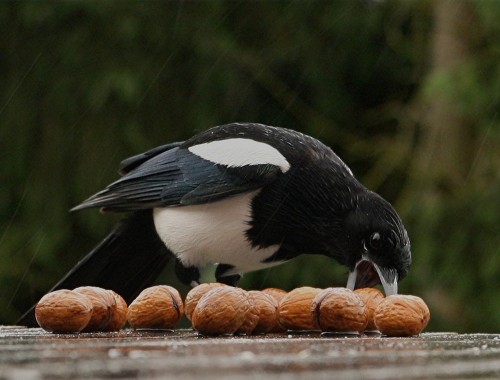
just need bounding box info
[0,327,499,379]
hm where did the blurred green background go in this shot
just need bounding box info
[0,1,498,332]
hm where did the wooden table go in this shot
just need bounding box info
[1,327,499,379]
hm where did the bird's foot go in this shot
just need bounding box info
[175,259,201,287]
[215,264,241,286]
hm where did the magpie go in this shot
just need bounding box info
[18,123,411,326]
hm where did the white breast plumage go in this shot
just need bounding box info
[153,190,282,275]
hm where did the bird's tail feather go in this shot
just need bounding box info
[17,210,170,327]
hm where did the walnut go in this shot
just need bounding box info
[104,290,128,331]
[374,294,430,336]
[127,285,184,329]
[184,283,226,321]
[191,286,251,336]
[354,288,385,331]
[35,289,93,333]
[236,291,260,335]
[247,291,279,334]
[261,288,287,304]
[74,286,116,332]
[278,287,322,331]
[261,288,287,333]
[312,287,367,333]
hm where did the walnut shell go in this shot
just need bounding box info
[374,294,430,336]
[312,287,367,333]
[261,288,287,333]
[191,287,251,336]
[35,289,93,333]
[104,290,128,331]
[184,283,226,321]
[354,288,385,331]
[261,288,288,303]
[74,286,116,332]
[278,287,321,331]
[236,291,260,335]
[248,291,279,334]
[127,285,184,329]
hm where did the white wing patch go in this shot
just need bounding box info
[188,138,290,173]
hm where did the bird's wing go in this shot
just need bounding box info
[118,142,183,175]
[72,139,286,212]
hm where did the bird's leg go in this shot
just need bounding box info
[215,264,241,286]
[174,259,200,288]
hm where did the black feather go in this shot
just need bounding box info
[119,142,183,175]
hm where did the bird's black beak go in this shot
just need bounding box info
[346,257,398,296]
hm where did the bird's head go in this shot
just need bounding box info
[337,190,411,296]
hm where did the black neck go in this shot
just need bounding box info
[247,164,361,262]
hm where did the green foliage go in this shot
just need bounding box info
[0,1,498,332]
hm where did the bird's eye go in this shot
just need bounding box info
[369,232,382,250]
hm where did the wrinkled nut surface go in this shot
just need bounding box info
[127,285,184,329]
[279,287,321,331]
[35,289,93,333]
[74,286,116,332]
[105,290,128,331]
[192,287,250,336]
[313,287,367,333]
[261,288,288,304]
[374,294,430,337]
[185,283,226,321]
[248,291,279,334]
[236,291,260,335]
[261,288,287,333]
[354,288,385,331]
